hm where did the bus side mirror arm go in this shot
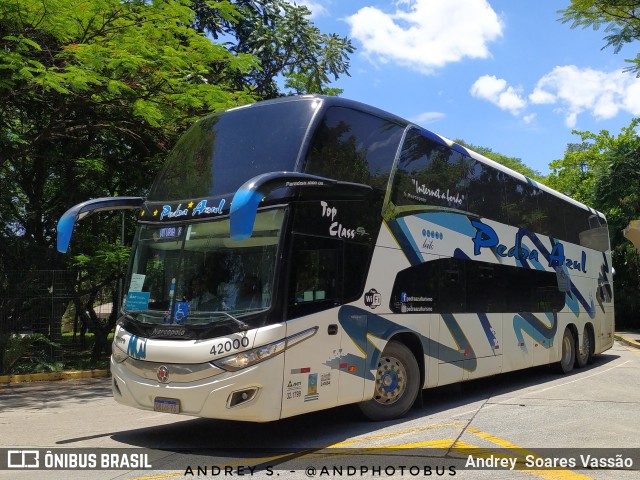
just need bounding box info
[57,196,146,253]
[230,172,372,240]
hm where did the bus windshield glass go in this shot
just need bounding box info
[147,99,318,201]
[123,209,285,331]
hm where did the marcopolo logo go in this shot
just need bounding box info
[364,288,381,309]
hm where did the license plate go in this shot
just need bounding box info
[154,397,180,414]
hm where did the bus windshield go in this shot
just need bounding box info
[123,209,285,331]
[147,98,318,201]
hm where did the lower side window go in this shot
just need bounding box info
[390,257,565,313]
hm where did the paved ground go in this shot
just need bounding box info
[614,330,640,349]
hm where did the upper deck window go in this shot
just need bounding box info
[148,99,317,201]
[303,107,404,190]
[389,129,610,251]
[391,128,471,211]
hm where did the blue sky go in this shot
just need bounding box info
[290,0,640,175]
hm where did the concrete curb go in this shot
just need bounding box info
[0,369,110,385]
[614,333,640,350]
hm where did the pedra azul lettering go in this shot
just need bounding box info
[471,220,586,273]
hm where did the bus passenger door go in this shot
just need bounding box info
[280,234,343,419]
[280,313,342,419]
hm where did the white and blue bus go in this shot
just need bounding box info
[58,95,614,422]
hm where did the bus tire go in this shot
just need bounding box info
[557,327,575,374]
[358,340,420,421]
[575,325,593,368]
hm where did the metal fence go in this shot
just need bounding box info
[0,270,78,339]
[0,270,121,373]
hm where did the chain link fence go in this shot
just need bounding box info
[0,270,116,371]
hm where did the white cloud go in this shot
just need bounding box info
[470,75,526,115]
[411,111,446,124]
[346,0,503,74]
[470,66,640,127]
[529,65,640,128]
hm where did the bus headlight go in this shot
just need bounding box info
[214,339,286,371]
[212,327,318,372]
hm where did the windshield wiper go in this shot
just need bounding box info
[123,310,168,322]
[190,311,249,331]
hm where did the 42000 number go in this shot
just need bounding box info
[210,337,250,355]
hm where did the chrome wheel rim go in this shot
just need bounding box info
[373,356,407,405]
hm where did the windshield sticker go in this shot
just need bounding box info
[125,291,150,310]
[171,301,189,324]
[129,273,145,292]
[158,226,182,239]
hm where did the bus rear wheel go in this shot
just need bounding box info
[575,325,593,368]
[358,340,420,421]
[557,327,575,374]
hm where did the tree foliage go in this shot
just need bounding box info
[547,118,640,326]
[191,0,354,97]
[0,0,354,353]
[0,0,256,270]
[559,0,640,76]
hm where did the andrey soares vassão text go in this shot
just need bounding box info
[465,454,634,470]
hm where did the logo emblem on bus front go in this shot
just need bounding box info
[157,366,170,383]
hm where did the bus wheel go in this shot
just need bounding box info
[358,341,420,421]
[575,326,593,368]
[557,327,575,374]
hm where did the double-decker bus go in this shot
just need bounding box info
[57,95,614,422]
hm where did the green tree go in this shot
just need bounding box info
[545,128,618,205]
[0,0,257,358]
[559,0,640,76]
[0,0,354,363]
[191,0,354,97]
[591,119,640,326]
[547,118,640,326]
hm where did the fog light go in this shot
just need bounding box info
[227,388,258,408]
